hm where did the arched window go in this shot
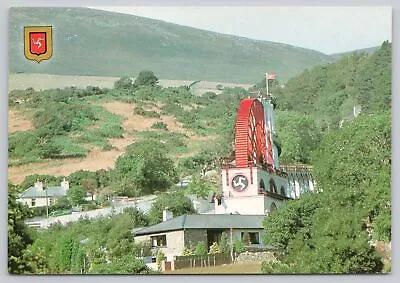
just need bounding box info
[280,186,286,197]
[270,202,277,212]
[269,178,277,193]
[259,179,266,191]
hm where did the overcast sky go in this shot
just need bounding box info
[92,6,391,54]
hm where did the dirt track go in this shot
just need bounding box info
[8,110,34,134]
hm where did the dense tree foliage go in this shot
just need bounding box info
[148,191,196,225]
[135,70,159,87]
[8,183,47,274]
[113,140,178,196]
[262,110,391,274]
[268,41,391,132]
[275,111,321,164]
[28,207,151,274]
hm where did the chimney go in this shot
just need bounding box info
[61,178,69,190]
[162,208,173,222]
[34,180,43,190]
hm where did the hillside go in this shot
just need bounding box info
[270,41,391,129]
[330,46,380,60]
[9,7,333,83]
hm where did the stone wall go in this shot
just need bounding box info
[234,251,277,264]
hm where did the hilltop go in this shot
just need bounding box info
[329,45,380,60]
[9,7,333,83]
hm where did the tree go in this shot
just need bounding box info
[275,110,321,164]
[185,176,216,199]
[114,76,133,90]
[232,238,245,254]
[262,110,391,274]
[194,241,207,256]
[89,255,150,274]
[113,140,178,196]
[81,178,98,201]
[67,186,87,207]
[8,183,35,273]
[148,191,196,225]
[220,232,229,254]
[134,70,158,87]
[156,249,165,271]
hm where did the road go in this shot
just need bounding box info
[25,195,157,229]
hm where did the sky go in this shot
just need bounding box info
[92,6,392,54]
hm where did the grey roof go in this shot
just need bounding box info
[134,214,265,236]
[18,186,67,198]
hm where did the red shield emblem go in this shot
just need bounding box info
[29,32,47,55]
[24,26,53,63]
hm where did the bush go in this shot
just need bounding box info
[156,249,165,271]
[135,70,159,87]
[114,76,133,90]
[233,238,245,254]
[208,242,221,255]
[220,232,229,254]
[81,202,99,211]
[133,106,160,118]
[182,247,194,256]
[194,241,207,256]
[151,122,168,131]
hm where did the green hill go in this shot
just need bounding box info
[271,41,391,129]
[330,46,380,60]
[9,7,333,83]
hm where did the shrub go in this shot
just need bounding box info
[208,242,221,255]
[220,232,229,254]
[135,70,159,87]
[182,247,194,256]
[151,122,168,131]
[156,249,166,271]
[114,76,133,90]
[133,106,160,118]
[233,238,245,254]
[194,241,207,256]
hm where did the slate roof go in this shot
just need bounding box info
[134,214,265,236]
[18,186,67,199]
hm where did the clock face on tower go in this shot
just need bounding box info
[231,175,249,191]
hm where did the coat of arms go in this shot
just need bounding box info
[24,26,53,63]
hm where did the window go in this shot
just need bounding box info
[150,235,167,247]
[280,186,286,196]
[269,179,277,193]
[241,232,260,245]
[31,198,36,207]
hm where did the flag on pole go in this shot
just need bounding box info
[266,73,276,80]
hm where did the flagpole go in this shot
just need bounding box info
[265,73,269,95]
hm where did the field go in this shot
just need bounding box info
[164,263,262,274]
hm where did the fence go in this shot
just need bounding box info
[173,254,232,270]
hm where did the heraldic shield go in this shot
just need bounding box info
[24,26,53,63]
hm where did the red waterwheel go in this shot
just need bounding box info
[235,98,267,167]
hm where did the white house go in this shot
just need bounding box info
[17,179,92,208]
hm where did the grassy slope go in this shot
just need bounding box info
[9,7,333,83]
[329,46,380,60]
